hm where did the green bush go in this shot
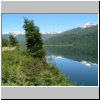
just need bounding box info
[2,38,10,47]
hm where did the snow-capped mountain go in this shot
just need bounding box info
[3,31,24,37]
[81,23,96,29]
[10,31,24,37]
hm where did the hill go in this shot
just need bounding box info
[45,25,98,46]
[2,48,74,86]
[2,33,56,43]
[2,34,26,43]
[44,25,98,63]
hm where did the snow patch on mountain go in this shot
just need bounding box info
[81,23,96,29]
[3,31,24,37]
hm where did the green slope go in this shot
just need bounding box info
[44,25,98,63]
[45,25,98,45]
[2,48,74,86]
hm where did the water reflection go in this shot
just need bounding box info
[46,54,98,86]
[45,46,98,86]
[46,55,97,68]
[45,46,98,63]
[80,61,97,67]
[46,55,63,59]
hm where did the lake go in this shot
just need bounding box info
[45,46,98,86]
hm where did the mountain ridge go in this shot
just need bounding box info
[45,25,98,45]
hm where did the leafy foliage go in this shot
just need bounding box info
[2,38,9,47]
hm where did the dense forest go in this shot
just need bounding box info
[2,18,74,86]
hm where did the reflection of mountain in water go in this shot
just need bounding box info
[44,25,98,63]
[80,61,97,67]
[45,46,98,63]
[46,55,63,59]
[46,54,98,86]
[46,55,62,62]
[46,54,97,68]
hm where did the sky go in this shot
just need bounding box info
[2,14,98,34]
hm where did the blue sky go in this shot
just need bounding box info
[2,14,98,34]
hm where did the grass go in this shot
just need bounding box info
[2,48,74,86]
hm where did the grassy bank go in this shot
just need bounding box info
[2,48,74,86]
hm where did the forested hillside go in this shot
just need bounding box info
[45,25,98,46]
[44,25,98,63]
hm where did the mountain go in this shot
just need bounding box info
[44,25,98,63]
[2,25,98,46]
[42,33,57,41]
[45,25,98,45]
[2,34,10,39]
[2,33,57,43]
[2,34,26,43]
[81,23,96,29]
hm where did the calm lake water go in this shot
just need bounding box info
[45,46,98,86]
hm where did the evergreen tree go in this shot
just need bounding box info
[9,34,17,46]
[23,18,45,58]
